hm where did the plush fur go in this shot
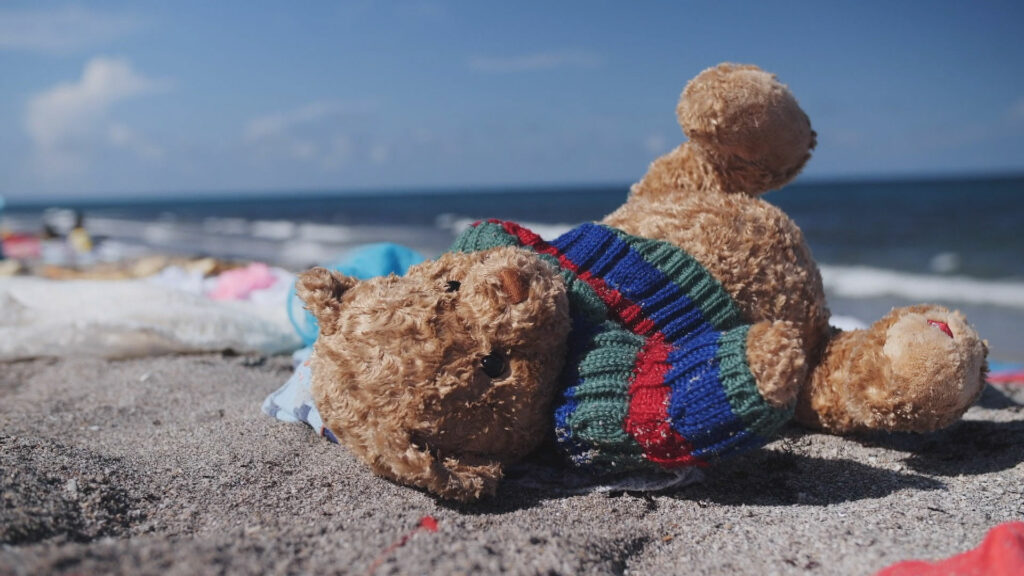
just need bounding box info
[298,63,988,501]
[298,247,570,500]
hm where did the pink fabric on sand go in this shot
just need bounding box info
[207,262,278,301]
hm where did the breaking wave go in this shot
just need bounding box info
[820,265,1024,310]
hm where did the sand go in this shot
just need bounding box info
[1,352,1022,575]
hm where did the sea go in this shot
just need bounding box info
[3,176,1023,360]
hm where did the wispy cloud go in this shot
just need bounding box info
[26,57,168,175]
[244,101,385,169]
[0,5,141,53]
[468,50,601,73]
[108,123,163,160]
[644,134,669,156]
[244,101,351,143]
[1010,98,1024,122]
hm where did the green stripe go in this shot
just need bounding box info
[715,326,794,439]
[548,258,608,326]
[451,221,519,253]
[606,226,741,331]
[567,324,650,470]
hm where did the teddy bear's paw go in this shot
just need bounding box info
[873,305,988,432]
[745,320,805,408]
[430,458,502,502]
[676,63,816,195]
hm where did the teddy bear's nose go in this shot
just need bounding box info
[498,268,528,304]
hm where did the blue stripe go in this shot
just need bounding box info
[665,334,750,456]
[554,390,586,462]
[692,429,763,461]
[552,224,616,273]
[585,236,631,279]
[555,224,717,344]
[553,314,600,466]
[649,296,709,341]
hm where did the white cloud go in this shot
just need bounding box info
[0,6,141,53]
[26,57,168,175]
[468,50,601,73]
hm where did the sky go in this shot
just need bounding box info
[1,1,1023,201]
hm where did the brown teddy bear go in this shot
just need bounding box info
[296,63,989,501]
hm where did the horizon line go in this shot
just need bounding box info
[3,170,1023,208]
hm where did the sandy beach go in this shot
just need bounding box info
[4,1,1024,572]
[1,351,1021,575]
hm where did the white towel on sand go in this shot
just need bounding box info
[0,276,301,361]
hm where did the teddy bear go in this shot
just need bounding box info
[295,63,989,501]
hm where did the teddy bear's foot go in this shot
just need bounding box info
[745,320,806,408]
[796,305,989,433]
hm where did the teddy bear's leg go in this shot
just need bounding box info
[796,305,988,433]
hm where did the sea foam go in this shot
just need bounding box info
[820,265,1024,310]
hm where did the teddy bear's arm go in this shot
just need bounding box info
[360,428,502,502]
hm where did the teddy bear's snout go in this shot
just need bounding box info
[497,268,529,304]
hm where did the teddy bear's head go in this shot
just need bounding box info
[630,63,817,200]
[679,63,817,194]
[297,246,571,500]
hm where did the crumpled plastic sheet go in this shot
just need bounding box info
[0,275,301,361]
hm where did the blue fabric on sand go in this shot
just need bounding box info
[261,347,340,442]
[287,242,425,346]
[266,243,424,436]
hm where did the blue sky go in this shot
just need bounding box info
[1,1,1022,200]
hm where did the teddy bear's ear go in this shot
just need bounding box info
[295,267,358,334]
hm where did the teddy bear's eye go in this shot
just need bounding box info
[445,280,461,292]
[481,351,506,378]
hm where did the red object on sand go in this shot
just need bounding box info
[877,522,1024,576]
[365,516,441,575]
[1,234,41,259]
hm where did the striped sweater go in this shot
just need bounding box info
[452,220,793,473]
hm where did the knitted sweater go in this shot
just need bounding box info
[452,220,794,473]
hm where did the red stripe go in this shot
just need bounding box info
[501,219,702,466]
[624,334,704,467]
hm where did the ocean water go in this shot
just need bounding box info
[3,176,1023,358]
